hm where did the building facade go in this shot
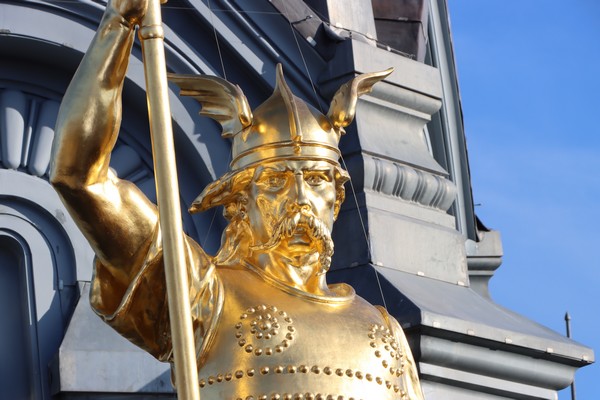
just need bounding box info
[0,0,592,399]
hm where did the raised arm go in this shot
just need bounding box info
[50,0,158,281]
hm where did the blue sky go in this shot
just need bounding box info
[447,1,599,398]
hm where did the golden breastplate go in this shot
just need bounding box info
[198,267,409,400]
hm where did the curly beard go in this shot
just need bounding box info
[249,207,334,275]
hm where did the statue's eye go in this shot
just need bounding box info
[269,177,285,187]
[260,175,287,190]
[305,172,329,186]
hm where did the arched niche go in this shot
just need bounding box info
[0,174,81,399]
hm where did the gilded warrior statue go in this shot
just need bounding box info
[50,1,425,398]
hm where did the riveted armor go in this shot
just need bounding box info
[195,267,414,400]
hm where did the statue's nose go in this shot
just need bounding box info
[291,173,310,207]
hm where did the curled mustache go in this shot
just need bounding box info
[250,208,334,274]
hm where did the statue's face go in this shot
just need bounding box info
[246,159,337,255]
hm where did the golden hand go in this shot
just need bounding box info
[110,0,148,26]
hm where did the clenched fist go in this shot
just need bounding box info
[110,0,148,25]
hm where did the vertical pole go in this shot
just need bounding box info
[565,312,576,400]
[139,1,200,399]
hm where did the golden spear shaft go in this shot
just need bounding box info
[139,1,200,399]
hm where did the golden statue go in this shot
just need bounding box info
[50,1,424,399]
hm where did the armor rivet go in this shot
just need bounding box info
[299,365,308,373]
[235,370,244,379]
[283,340,289,347]
[248,307,256,313]
[386,380,392,389]
[259,305,267,311]
[275,345,283,352]
[376,377,383,384]
[368,333,375,339]
[375,350,381,357]
[269,305,277,312]
[255,348,263,356]
[236,332,242,338]
[393,385,400,392]
[315,395,324,400]
[326,395,334,400]
[288,365,297,373]
[273,323,280,329]
[279,311,287,317]
[306,393,315,400]
[285,317,293,323]
[311,366,321,374]
[245,344,253,352]
[382,360,388,368]
[257,332,264,339]
[199,379,206,387]
[355,371,363,379]
[288,326,295,332]
[335,368,343,376]
[389,367,395,375]
[265,347,273,355]
[385,345,390,351]
[345,369,353,377]
[283,394,291,400]
[286,333,293,340]
[251,328,257,334]
[390,351,395,358]
[208,376,215,384]
[217,374,223,382]
[241,313,248,319]
[246,396,255,400]
[239,339,246,346]
[275,365,284,373]
[265,334,272,340]
[323,367,332,375]
[260,321,271,330]
[396,369,403,377]
[366,373,373,381]
[225,373,232,381]
[236,322,242,329]
[261,366,270,375]
[259,396,267,400]
[272,395,281,400]
[369,342,376,348]
[247,368,255,376]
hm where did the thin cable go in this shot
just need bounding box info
[280,1,323,114]
[46,0,414,58]
[207,0,227,79]
[340,155,388,310]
